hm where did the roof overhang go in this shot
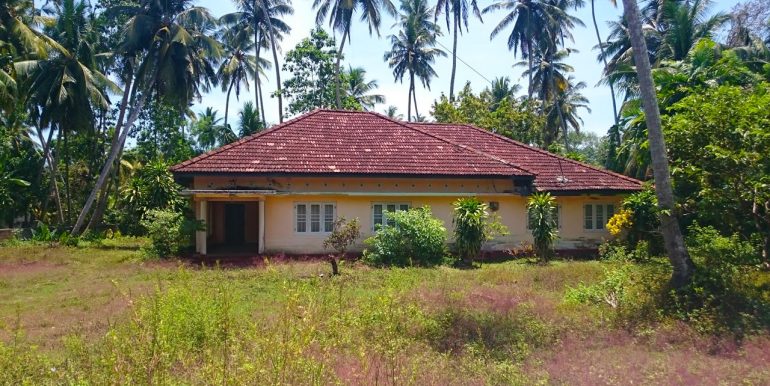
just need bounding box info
[172,171,529,179]
[181,189,277,200]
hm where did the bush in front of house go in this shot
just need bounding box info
[363,206,447,267]
[527,193,558,263]
[452,197,508,266]
[141,209,200,258]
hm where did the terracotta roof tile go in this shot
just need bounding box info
[171,109,642,192]
[171,110,530,177]
[412,122,643,192]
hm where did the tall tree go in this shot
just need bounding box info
[484,0,582,98]
[217,24,267,131]
[344,65,385,110]
[222,0,292,124]
[658,0,728,62]
[193,107,236,151]
[590,0,618,125]
[238,101,262,137]
[434,0,482,101]
[313,0,396,109]
[280,28,360,115]
[621,0,694,287]
[384,0,445,121]
[486,76,520,109]
[71,0,222,235]
[18,0,118,223]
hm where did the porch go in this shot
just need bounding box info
[189,190,274,256]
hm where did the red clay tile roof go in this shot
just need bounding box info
[171,109,642,192]
[412,122,643,192]
[171,109,531,177]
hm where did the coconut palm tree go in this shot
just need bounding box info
[0,0,53,113]
[238,101,262,137]
[434,0,482,101]
[72,0,223,235]
[313,0,397,109]
[384,105,404,119]
[590,0,618,125]
[344,66,385,110]
[193,107,236,151]
[16,0,118,223]
[384,0,446,121]
[545,76,590,141]
[221,0,292,124]
[483,0,579,98]
[217,25,269,131]
[620,0,694,287]
[486,76,520,109]
[657,0,729,62]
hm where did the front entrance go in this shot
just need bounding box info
[224,203,246,245]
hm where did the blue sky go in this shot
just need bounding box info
[196,0,737,136]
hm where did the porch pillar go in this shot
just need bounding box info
[258,199,265,254]
[196,199,207,255]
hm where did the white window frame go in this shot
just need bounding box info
[583,203,615,231]
[527,204,561,230]
[371,202,411,231]
[294,202,336,234]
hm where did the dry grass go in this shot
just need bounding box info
[1,242,769,384]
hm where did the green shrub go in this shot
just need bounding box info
[452,197,508,266]
[527,193,558,263]
[140,209,199,258]
[621,186,663,254]
[598,240,652,263]
[564,263,667,326]
[686,223,759,267]
[666,224,769,335]
[322,217,361,275]
[363,206,447,267]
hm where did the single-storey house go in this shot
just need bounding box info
[171,109,643,255]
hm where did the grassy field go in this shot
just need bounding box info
[1,241,769,385]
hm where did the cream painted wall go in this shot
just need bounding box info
[257,193,624,254]
[191,176,624,254]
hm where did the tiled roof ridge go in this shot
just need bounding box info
[170,109,325,172]
[426,121,643,187]
[363,110,535,176]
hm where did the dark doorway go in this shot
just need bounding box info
[224,204,245,245]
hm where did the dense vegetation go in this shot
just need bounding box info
[0,243,768,384]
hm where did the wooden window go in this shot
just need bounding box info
[372,202,411,230]
[295,202,335,233]
[584,204,615,230]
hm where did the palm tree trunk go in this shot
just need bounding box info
[621,0,694,288]
[63,126,71,224]
[257,72,267,128]
[527,40,534,98]
[254,27,260,108]
[449,15,459,101]
[72,65,148,235]
[36,125,64,224]
[412,82,419,119]
[335,27,349,109]
[224,80,234,130]
[257,1,284,123]
[407,72,413,122]
[255,34,268,128]
[591,0,619,125]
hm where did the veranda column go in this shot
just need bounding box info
[258,199,265,254]
[196,199,207,255]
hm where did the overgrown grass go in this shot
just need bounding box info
[1,244,769,384]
